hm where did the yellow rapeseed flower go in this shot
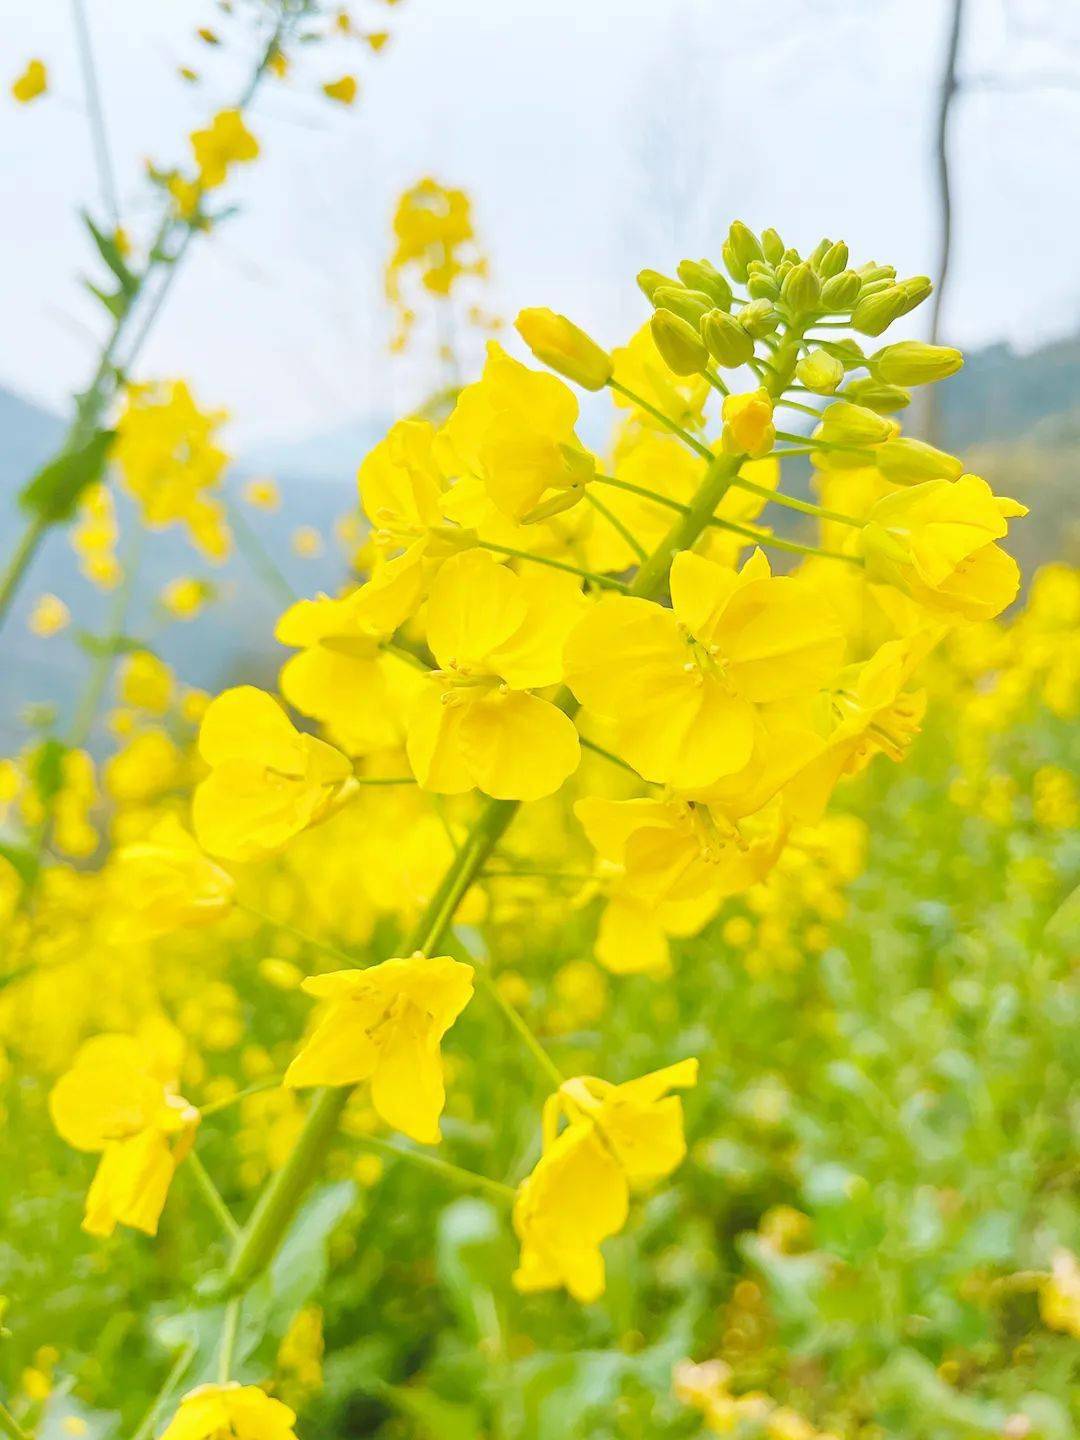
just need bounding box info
[160,1384,298,1440]
[285,955,474,1144]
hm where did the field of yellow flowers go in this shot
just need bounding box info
[2,6,1078,1440]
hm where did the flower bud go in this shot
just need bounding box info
[820,270,861,310]
[780,262,821,315]
[676,259,732,310]
[842,377,911,414]
[747,269,780,300]
[515,308,613,390]
[871,341,963,386]
[701,309,755,367]
[851,285,910,337]
[721,241,744,283]
[897,276,933,315]
[637,268,679,303]
[738,298,780,338]
[652,285,713,326]
[857,278,894,300]
[818,240,849,279]
[807,238,832,271]
[650,309,709,375]
[858,263,896,283]
[796,349,845,395]
[722,388,775,458]
[728,220,763,269]
[761,228,785,264]
[818,401,896,445]
[874,436,964,485]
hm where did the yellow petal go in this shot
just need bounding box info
[458,691,580,800]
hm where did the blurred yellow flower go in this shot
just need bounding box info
[12,59,47,103]
[28,593,70,637]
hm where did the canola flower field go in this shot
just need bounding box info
[2,6,1079,1439]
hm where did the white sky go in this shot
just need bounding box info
[2,0,1080,447]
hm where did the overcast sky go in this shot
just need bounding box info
[2,0,1080,448]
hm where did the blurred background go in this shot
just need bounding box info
[3,0,1079,739]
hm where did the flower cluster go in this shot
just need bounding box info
[8,218,1037,1438]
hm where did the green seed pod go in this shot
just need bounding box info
[701,308,755,367]
[842,377,912,414]
[738,298,781,338]
[652,285,713,325]
[818,240,849,279]
[780,262,821,316]
[761,227,785,264]
[875,436,964,484]
[637,268,679,303]
[728,220,763,274]
[820,270,861,310]
[676,258,733,310]
[851,285,910,337]
[650,308,709,375]
[871,341,963,386]
[819,400,896,445]
[796,349,845,395]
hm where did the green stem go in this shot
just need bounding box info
[606,379,713,460]
[472,962,564,1090]
[236,900,360,968]
[356,1134,516,1205]
[584,489,646,562]
[479,541,629,592]
[187,1150,241,1241]
[223,797,518,1294]
[227,500,297,607]
[0,20,287,637]
[0,1403,30,1440]
[630,453,742,599]
[128,1345,196,1440]
[731,474,863,528]
[580,734,646,777]
[703,369,730,397]
[200,1076,283,1119]
[218,1297,241,1384]
[708,516,863,565]
[775,397,823,417]
[775,429,874,459]
[0,515,48,633]
[592,472,682,513]
[71,0,121,228]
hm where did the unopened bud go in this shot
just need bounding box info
[818,240,849,278]
[842,377,911,413]
[515,308,612,390]
[897,276,933,315]
[761,228,785,264]
[738,298,780,338]
[637,268,679,303]
[701,309,755,367]
[650,308,709,375]
[726,220,763,280]
[851,285,910,337]
[875,436,964,484]
[653,285,713,326]
[780,262,821,315]
[818,400,896,445]
[796,349,845,394]
[820,270,861,310]
[747,269,780,300]
[722,387,775,458]
[872,340,963,386]
[677,259,732,309]
[857,263,896,283]
[807,238,832,271]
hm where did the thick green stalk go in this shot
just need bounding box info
[630,454,741,599]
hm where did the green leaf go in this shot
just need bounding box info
[82,211,137,294]
[374,1383,480,1440]
[0,842,40,887]
[20,429,115,523]
[84,280,130,321]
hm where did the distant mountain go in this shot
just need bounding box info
[1,327,1077,750]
